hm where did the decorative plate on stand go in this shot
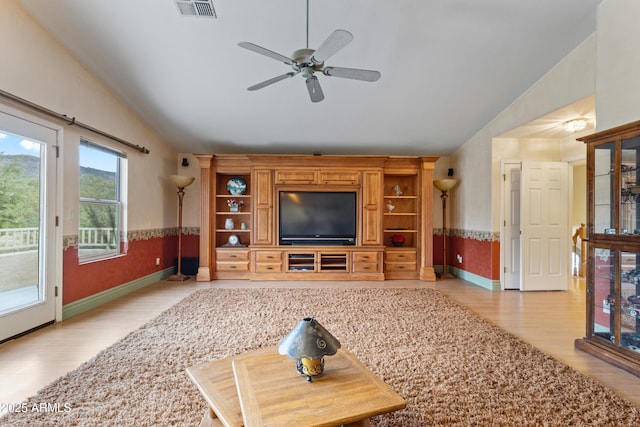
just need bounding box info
[227,177,247,195]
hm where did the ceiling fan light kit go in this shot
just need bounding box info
[238,2,381,103]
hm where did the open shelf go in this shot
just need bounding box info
[319,253,348,272]
[287,253,316,272]
[383,174,418,249]
[214,174,252,247]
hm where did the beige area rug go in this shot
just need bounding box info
[2,288,640,426]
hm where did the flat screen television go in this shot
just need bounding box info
[279,191,357,245]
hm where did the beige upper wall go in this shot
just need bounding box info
[0,0,184,232]
[596,0,640,129]
[572,163,587,227]
[451,32,597,233]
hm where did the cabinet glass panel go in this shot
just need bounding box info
[593,248,614,340]
[620,251,640,351]
[621,137,640,235]
[594,142,615,233]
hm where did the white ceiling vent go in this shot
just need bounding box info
[174,0,217,18]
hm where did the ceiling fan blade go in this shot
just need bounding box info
[247,72,298,91]
[305,76,325,103]
[238,42,296,66]
[323,66,381,82]
[311,30,353,64]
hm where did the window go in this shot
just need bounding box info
[78,139,127,260]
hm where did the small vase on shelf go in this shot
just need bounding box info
[225,218,234,230]
[386,201,395,213]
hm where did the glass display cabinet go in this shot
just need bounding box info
[576,120,640,376]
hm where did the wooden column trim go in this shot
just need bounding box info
[195,154,215,281]
[420,157,438,281]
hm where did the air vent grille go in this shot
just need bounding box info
[175,0,217,18]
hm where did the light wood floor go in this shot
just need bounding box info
[1,276,639,413]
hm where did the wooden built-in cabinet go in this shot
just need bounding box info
[194,155,437,281]
[576,120,640,377]
[275,169,361,185]
[214,173,251,247]
[383,169,419,279]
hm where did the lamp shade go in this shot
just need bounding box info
[433,179,457,191]
[169,175,195,188]
[278,317,341,360]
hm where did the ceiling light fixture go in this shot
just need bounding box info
[564,118,588,133]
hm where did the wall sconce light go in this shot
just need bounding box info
[278,317,341,381]
[564,118,588,133]
[181,157,189,167]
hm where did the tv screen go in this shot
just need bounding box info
[279,191,357,244]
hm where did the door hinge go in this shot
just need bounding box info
[504,266,507,273]
[55,216,59,226]
[55,146,59,158]
[55,286,58,297]
[503,174,506,181]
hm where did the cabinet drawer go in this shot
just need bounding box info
[255,263,282,273]
[385,262,417,272]
[216,261,249,272]
[216,249,249,261]
[385,251,417,262]
[255,251,282,262]
[353,263,379,273]
[319,170,360,185]
[353,251,380,263]
[275,170,318,184]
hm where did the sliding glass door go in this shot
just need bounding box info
[0,109,58,342]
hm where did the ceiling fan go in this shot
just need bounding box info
[238,0,381,103]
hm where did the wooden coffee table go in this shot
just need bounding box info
[186,346,405,427]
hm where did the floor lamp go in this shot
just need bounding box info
[168,175,195,281]
[433,179,457,279]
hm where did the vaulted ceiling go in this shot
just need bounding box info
[19,0,601,156]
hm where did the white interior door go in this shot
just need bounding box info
[520,161,569,291]
[0,109,58,342]
[503,163,521,290]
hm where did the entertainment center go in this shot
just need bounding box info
[194,154,438,281]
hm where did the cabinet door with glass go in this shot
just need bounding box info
[578,120,640,377]
[589,247,640,352]
[591,135,640,238]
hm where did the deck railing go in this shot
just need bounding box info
[0,227,116,252]
[0,228,39,252]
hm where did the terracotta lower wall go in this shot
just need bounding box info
[433,229,500,281]
[62,228,199,304]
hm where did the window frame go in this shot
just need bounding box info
[78,139,127,262]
